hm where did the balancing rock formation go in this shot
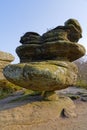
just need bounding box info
[3,19,86,100]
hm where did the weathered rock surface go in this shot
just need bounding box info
[0,51,14,80]
[0,51,14,62]
[16,19,85,63]
[3,61,78,91]
[0,87,87,130]
[0,51,15,90]
[58,86,87,102]
[20,32,41,44]
[16,41,85,62]
[0,94,75,130]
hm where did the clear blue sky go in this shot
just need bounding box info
[0,0,87,63]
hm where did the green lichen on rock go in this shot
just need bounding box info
[0,79,21,99]
[3,61,78,92]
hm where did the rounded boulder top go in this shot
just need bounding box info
[20,32,41,44]
[0,51,15,62]
[64,18,82,33]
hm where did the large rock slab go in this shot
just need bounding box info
[3,61,78,91]
[0,95,75,130]
[16,41,86,62]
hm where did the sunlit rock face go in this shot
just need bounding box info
[3,19,86,92]
[0,51,14,88]
[0,51,14,80]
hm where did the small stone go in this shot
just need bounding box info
[62,107,77,118]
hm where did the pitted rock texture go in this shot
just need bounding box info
[16,41,85,62]
[16,19,85,63]
[0,95,75,130]
[0,51,14,62]
[20,32,41,44]
[3,61,78,91]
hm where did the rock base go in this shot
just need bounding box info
[0,95,76,130]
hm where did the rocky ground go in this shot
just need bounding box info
[0,87,87,130]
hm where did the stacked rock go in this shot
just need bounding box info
[3,19,86,100]
[16,32,41,62]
